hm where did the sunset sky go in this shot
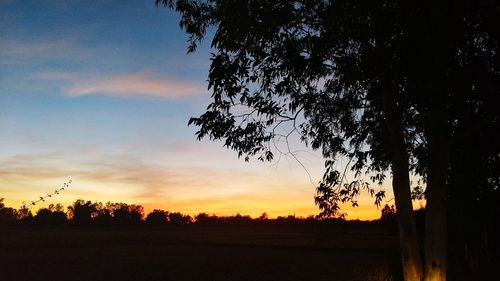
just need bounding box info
[0,0,399,220]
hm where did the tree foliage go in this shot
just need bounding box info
[0,198,18,224]
[146,209,170,225]
[158,0,405,216]
[158,1,500,280]
[67,200,99,226]
[168,212,192,225]
[157,0,499,216]
[380,204,396,221]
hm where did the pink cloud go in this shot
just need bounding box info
[65,72,205,99]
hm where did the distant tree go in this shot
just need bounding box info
[257,212,268,221]
[276,215,299,226]
[67,200,98,226]
[194,212,216,225]
[34,208,52,223]
[94,202,113,226]
[0,198,17,225]
[146,209,169,225]
[158,1,500,280]
[47,203,65,213]
[168,212,192,225]
[380,204,397,222]
[16,206,33,222]
[112,203,144,226]
[225,213,252,225]
[34,205,67,225]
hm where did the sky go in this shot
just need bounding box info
[0,0,398,220]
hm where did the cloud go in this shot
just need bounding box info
[0,149,268,202]
[32,70,78,81]
[0,149,382,219]
[0,38,79,62]
[35,71,206,99]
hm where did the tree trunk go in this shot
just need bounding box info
[377,43,424,281]
[382,91,424,281]
[423,100,449,281]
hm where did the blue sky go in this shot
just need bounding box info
[0,0,391,219]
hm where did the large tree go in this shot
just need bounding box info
[157,1,500,280]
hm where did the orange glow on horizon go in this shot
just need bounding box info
[0,160,395,222]
[2,193,382,221]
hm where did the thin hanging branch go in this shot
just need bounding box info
[21,180,72,210]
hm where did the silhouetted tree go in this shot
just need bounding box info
[380,204,397,221]
[257,212,268,221]
[146,209,169,225]
[111,203,144,226]
[158,1,500,280]
[168,212,192,225]
[16,206,33,222]
[225,213,252,225]
[34,204,67,225]
[93,202,113,226]
[0,198,17,225]
[67,200,98,226]
[34,208,53,224]
[194,212,217,225]
[380,204,396,220]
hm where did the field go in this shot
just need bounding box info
[0,225,402,281]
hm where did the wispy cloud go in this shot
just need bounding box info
[35,70,206,99]
[0,149,379,219]
[0,38,80,62]
[67,72,205,98]
[0,149,267,202]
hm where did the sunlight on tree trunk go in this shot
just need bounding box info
[377,45,423,281]
[393,166,424,281]
[385,114,424,281]
[424,105,449,281]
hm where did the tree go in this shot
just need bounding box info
[380,204,396,222]
[146,209,169,225]
[94,202,113,226]
[109,203,145,226]
[158,1,499,280]
[67,200,98,226]
[168,212,192,225]
[34,204,67,226]
[257,212,269,221]
[0,198,18,225]
[194,212,216,225]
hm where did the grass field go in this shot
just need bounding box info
[0,226,402,281]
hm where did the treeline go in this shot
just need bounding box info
[1,198,169,227]
[0,197,404,228]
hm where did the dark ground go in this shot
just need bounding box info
[0,225,402,281]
